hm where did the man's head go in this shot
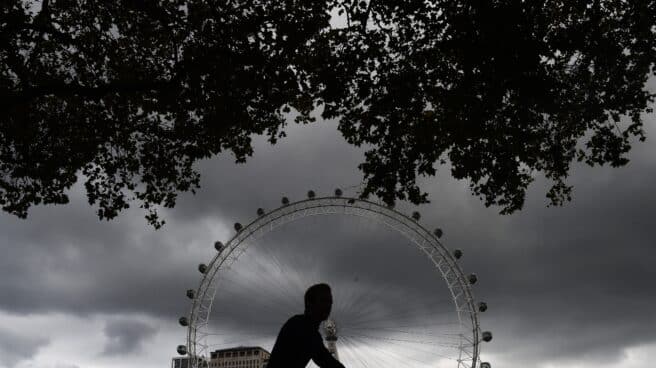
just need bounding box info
[304,283,333,322]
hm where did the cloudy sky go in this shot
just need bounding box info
[1,80,655,368]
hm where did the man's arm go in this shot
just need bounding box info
[267,317,296,368]
[310,333,346,368]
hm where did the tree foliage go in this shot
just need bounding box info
[1,0,654,227]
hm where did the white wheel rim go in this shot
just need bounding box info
[185,196,483,368]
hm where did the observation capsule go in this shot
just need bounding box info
[453,249,463,259]
[468,273,478,284]
[234,223,242,232]
[434,228,443,238]
[177,345,187,355]
[481,362,491,368]
[214,241,224,252]
[411,211,421,221]
[179,317,188,326]
[282,196,289,205]
[257,208,265,216]
[347,198,356,204]
[482,331,493,342]
[478,302,488,312]
[186,289,195,299]
[307,190,316,199]
[334,188,343,197]
[198,263,208,274]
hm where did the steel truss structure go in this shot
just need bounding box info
[183,196,488,368]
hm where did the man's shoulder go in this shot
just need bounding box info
[281,314,315,333]
[284,314,306,326]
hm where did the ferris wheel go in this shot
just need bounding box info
[175,189,493,368]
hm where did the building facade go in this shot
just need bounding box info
[323,319,340,361]
[171,356,208,368]
[208,346,271,368]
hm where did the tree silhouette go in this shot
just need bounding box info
[1,1,654,227]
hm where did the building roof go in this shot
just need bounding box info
[211,346,270,354]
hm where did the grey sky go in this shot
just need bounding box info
[0,103,654,368]
[102,318,157,356]
[0,326,48,368]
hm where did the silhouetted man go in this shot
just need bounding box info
[266,283,347,368]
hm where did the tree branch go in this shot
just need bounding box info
[2,79,174,102]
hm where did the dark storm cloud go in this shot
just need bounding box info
[0,197,212,318]
[166,115,656,365]
[171,120,366,224]
[0,119,391,317]
[0,326,49,367]
[102,318,157,355]
[419,121,656,363]
[0,104,654,367]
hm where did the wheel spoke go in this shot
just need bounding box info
[184,197,483,368]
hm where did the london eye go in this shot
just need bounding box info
[176,189,492,368]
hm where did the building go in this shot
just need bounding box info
[171,356,208,368]
[208,346,270,368]
[323,319,340,362]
